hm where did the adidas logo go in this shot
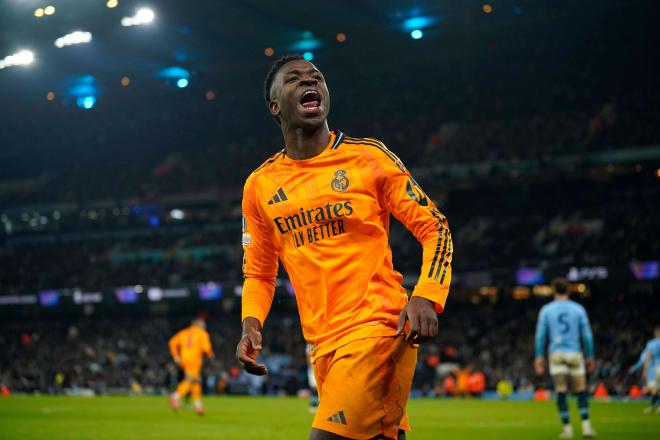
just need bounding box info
[267,187,288,205]
[327,410,347,425]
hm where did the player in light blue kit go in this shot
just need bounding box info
[535,278,597,439]
[638,327,660,414]
[628,346,648,376]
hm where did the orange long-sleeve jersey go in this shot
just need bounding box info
[241,131,453,359]
[168,326,214,365]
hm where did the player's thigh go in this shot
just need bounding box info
[569,374,587,393]
[552,374,569,393]
[312,336,416,439]
[567,354,586,392]
[183,363,202,382]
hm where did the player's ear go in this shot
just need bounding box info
[269,99,281,119]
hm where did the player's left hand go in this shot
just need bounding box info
[396,296,438,343]
[586,357,595,374]
[534,357,545,375]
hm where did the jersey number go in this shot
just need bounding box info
[557,313,570,335]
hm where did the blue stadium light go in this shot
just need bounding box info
[157,66,190,80]
[402,16,438,31]
[291,31,322,52]
[176,78,189,88]
[76,96,96,110]
[410,29,423,40]
[292,39,321,51]
[68,75,98,100]
[303,52,314,61]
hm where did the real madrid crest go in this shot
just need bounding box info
[331,169,349,192]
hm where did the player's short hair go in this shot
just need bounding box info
[552,277,570,295]
[263,54,305,123]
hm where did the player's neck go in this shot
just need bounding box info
[282,123,331,160]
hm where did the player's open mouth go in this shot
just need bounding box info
[299,89,321,113]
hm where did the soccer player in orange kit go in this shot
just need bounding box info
[235,54,453,440]
[169,318,214,415]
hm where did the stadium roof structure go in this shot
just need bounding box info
[0,0,648,103]
[0,0,655,181]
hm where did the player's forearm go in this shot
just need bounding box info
[534,328,545,358]
[583,329,595,358]
[412,233,452,312]
[584,340,595,359]
[534,344,544,359]
[632,352,645,371]
[242,316,263,335]
[241,276,276,326]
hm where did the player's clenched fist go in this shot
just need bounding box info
[396,296,438,343]
[236,316,268,376]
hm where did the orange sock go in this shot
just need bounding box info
[176,380,191,397]
[191,382,202,401]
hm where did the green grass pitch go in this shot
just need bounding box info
[0,396,658,439]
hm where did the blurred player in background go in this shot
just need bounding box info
[454,365,472,398]
[169,318,214,415]
[535,278,597,439]
[236,54,452,440]
[638,327,660,414]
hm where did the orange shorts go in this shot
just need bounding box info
[181,362,202,378]
[311,335,417,440]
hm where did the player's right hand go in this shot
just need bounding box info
[534,357,545,375]
[585,357,595,374]
[236,317,268,376]
[173,356,181,365]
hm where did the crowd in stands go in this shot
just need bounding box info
[1,75,659,206]
[0,226,241,295]
[1,172,658,296]
[1,291,655,397]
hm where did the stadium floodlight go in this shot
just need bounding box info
[136,8,154,22]
[170,209,185,220]
[44,5,56,16]
[0,50,35,70]
[54,31,92,48]
[176,78,188,88]
[303,51,314,61]
[410,29,424,40]
[121,8,155,27]
[76,96,96,110]
[106,0,119,8]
